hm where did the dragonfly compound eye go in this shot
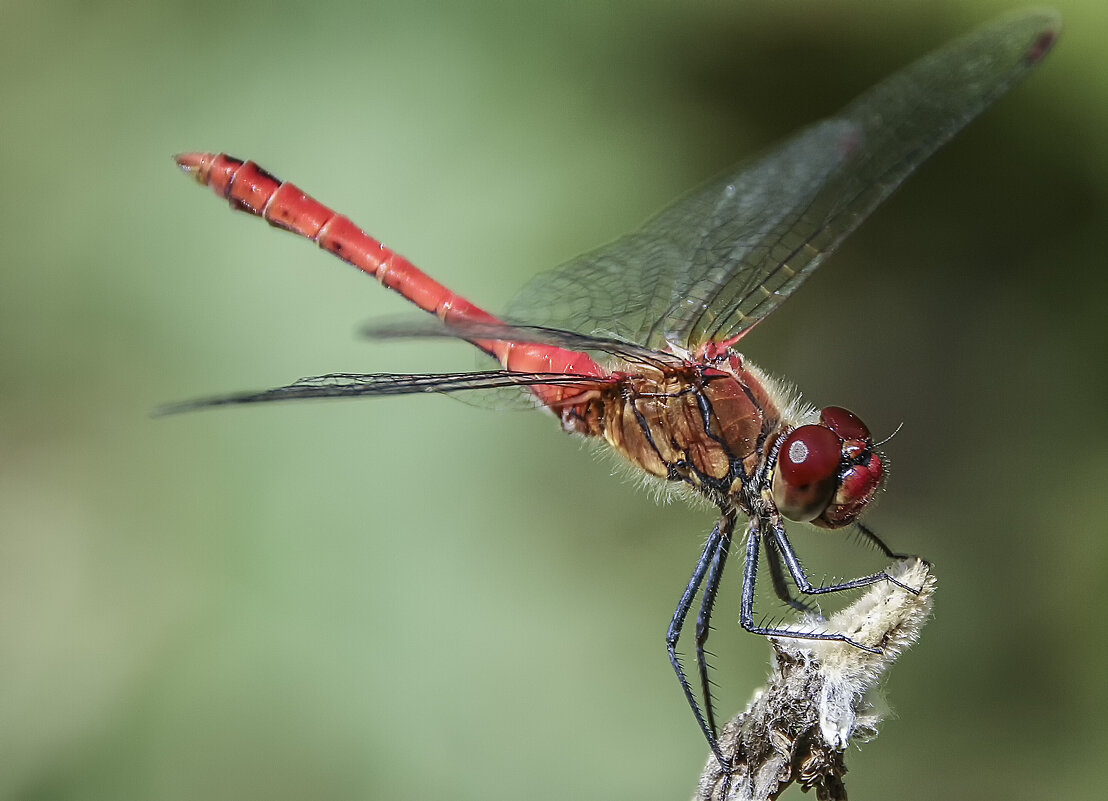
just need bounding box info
[772,408,886,528]
[772,424,841,522]
[820,405,870,440]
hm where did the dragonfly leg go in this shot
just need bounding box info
[694,522,733,737]
[771,521,919,598]
[764,536,816,614]
[854,520,911,560]
[666,516,734,768]
[741,518,901,655]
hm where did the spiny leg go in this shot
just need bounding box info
[666,518,730,766]
[771,520,919,598]
[854,520,911,560]
[741,517,888,654]
[694,523,733,736]
[764,535,815,614]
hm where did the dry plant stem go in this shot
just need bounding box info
[694,558,936,801]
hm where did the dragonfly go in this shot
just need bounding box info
[168,10,1058,771]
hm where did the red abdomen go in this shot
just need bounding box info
[175,153,609,407]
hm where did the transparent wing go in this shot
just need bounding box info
[506,9,1059,351]
[358,316,683,368]
[157,370,608,415]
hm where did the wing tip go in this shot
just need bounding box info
[1021,9,1062,67]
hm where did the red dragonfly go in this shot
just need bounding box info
[169,11,1057,768]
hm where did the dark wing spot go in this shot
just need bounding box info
[1025,30,1058,66]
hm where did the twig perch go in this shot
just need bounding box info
[694,558,935,801]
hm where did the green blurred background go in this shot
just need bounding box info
[1,1,1104,798]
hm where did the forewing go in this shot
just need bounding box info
[506,123,853,349]
[507,9,1059,351]
[359,316,682,368]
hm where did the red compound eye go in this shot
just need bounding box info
[773,425,842,522]
[820,406,870,441]
[778,425,841,487]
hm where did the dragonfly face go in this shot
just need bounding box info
[770,406,884,528]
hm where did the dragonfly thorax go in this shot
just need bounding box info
[565,354,793,508]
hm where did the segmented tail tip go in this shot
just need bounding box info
[173,152,211,182]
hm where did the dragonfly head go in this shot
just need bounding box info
[771,406,884,529]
